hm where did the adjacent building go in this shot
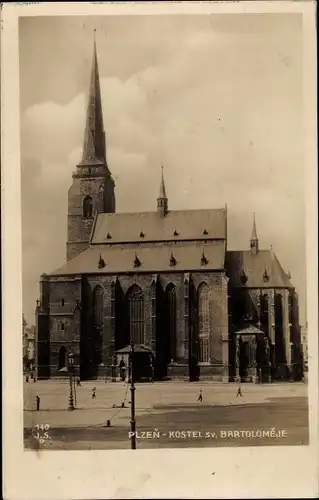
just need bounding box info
[35,40,303,382]
[301,323,308,371]
[23,314,36,370]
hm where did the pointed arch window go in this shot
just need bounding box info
[184,278,189,360]
[274,293,285,364]
[288,293,293,325]
[127,285,145,345]
[93,286,104,364]
[83,195,93,218]
[198,282,210,363]
[166,283,177,362]
[151,281,156,346]
[260,293,269,334]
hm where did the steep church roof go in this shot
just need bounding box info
[225,249,293,289]
[91,208,227,244]
[50,241,226,276]
[78,34,106,166]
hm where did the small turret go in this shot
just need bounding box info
[157,165,168,217]
[250,212,259,255]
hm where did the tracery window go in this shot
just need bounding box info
[93,286,103,364]
[260,293,269,334]
[198,282,210,363]
[166,283,177,361]
[275,293,285,364]
[127,285,145,345]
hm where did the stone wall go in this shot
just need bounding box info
[38,270,230,381]
[38,276,82,377]
[66,173,115,261]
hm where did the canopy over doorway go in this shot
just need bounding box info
[234,325,270,383]
[115,344,154,382]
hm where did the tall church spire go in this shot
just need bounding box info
[250,212,259,254]
[79,31,106,166]
[157,164,168,217]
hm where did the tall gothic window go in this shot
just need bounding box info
[166,283,177,362]
[151,282,156,347]
[260,294,269,334]
[275,293,285,364]
[184,279,189,360]
[83,195,93,218]
[93,286,103,364]
[288,293,293,324]
[127,285,145,345]
[198,282,210,363]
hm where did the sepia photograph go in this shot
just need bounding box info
[1,1,318,499]
[20,11,309,451]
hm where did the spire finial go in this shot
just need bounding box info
[157,163,168,216]
[250,212,259,254]
[78,31,106,166]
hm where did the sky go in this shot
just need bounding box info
[19,14,305,326]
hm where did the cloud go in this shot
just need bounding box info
[20,17,305,325]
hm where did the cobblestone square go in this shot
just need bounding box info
[24,380,308,450]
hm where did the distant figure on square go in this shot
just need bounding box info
[92,386,96,399]
[25,374,29,383]
[36,395,40,411]
[197,389,203,402]
[119,356,126,382]
[77,378,81,387]
[236,383,242,397]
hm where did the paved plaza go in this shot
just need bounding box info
[24,380,308,450]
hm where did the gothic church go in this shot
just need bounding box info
[35,40,303,382]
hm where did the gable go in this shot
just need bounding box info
[226,250,293,289]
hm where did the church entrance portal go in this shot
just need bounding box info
[235,326,270,383]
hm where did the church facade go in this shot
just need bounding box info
[35,41,303,382]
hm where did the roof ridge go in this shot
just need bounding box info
[97,207,226,217]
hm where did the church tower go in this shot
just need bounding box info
[67,35,115,262]
[157,165,168,217]
[250,212,259,255]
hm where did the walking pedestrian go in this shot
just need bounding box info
[197,389,203,402]
[92,386,96,399]
[36,395,40,411]
[26,375,29,383]
[76,378,81,387]
[236,383,242,397]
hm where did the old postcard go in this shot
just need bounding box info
[2,1,318,499]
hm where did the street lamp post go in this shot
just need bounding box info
[130,340,136,450]
[68,352,75,411]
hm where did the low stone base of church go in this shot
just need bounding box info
[198,364,225,381]
[167,364,189,380]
